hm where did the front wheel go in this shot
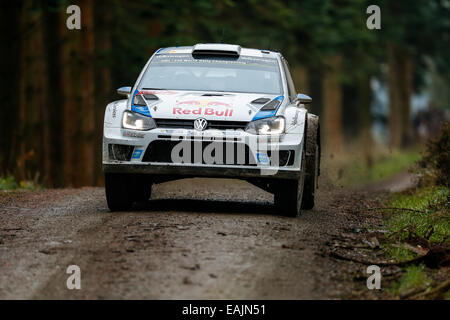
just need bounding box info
[301,143,319,210]
[105,173,134,211]
[301,116,320,210]
[274,150,306,217]
[132,174,152,202]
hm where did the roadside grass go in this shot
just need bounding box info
[349,150,419,186]
[382,186,449,297]
[323,147,421,187]
[386,186,450,243]
[0,175,41,191]
[382,243,417,262]
[390,264,433,296]
[339,150,420,186]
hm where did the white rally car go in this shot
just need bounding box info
[103,44,320,216]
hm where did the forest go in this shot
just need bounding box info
[0,0,449,187]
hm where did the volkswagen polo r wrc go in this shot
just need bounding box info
[103,43,320,216]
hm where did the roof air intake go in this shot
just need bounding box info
[192,43,241,58]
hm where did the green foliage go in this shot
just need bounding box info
[381,129,450,297]
[382,243,418,262]
[390,264,432,295]
[0,176,41,190]
[386,186,449,243]
[0,176,18,190]
[419,122,450,187]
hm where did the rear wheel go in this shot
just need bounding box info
[274,150,306,217]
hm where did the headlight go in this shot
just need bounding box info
[122,110,156,131]
[245,116,285,135]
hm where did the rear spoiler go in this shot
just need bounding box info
[192,43,241,57]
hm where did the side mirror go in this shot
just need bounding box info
[117,86,132,97]
[296,93,312,104]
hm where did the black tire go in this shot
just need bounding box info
[105,172,134,212]
[274,149,306,217]
[132,174,152,202]
[301,117,320,210]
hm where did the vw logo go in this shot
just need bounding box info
[194,118,208,131]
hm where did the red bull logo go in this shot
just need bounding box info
[174,100,234,117]
[173,107,233,117]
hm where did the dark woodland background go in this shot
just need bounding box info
[0,0,449,187]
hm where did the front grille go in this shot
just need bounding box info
[154,118,248,130]
[142,140,257,166]
[108,144,134,161]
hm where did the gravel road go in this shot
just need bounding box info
[0,176,395,299]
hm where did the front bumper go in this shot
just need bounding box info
[103,163,300,179]
[103,127,304,180]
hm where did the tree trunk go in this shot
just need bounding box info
[80,0,96,186]
[322,55,343,154]
[0,2,21,177]
[43,2,64,187]
[59,10,77,186]
[32,3,50,185]
[94,1,112,186]
[388,43,414,149]
[399,50,414,147]
[16,1,32,181]
[357,74,373,167]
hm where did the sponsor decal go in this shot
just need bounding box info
[112,102,118,118]
[222,130,242,136]
[171,99,235,118]
[256,152,270,165]
[132,105,151,116]
[131,149,143,159]
[173,107,233,117]
[123,130,145,138]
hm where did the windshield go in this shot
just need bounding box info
[138,53,282,94]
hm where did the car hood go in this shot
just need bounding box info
[132,90,282,122]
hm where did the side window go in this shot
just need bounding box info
[281,58,297,102]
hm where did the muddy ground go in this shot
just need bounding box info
[0,175,406,299]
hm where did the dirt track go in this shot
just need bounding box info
[0,176,397,299]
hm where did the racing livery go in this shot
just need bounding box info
[103,44,320,216]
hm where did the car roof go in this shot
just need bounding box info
[155,44,280,59]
